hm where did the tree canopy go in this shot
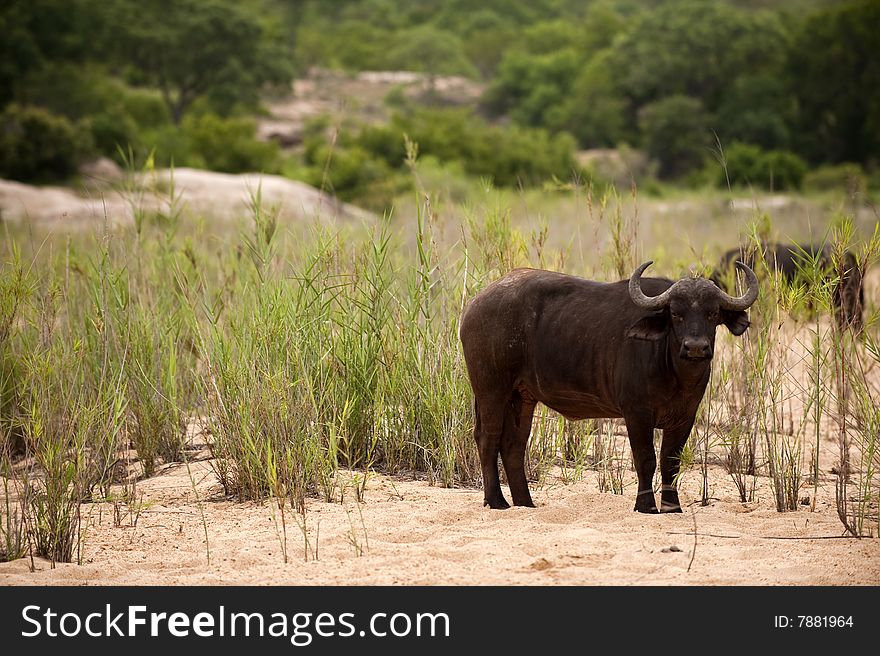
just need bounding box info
[1,0,875,188]
[109,0,293,123]
[787,0,880,164]
[606,1,788,113]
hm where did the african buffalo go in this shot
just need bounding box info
[712,242,863,331]
[459,261,758,514]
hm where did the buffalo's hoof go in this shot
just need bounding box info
[660,486,681,513]
[634,505,660,514]
[513,500,536,508]
[634,490,658,514]
[484,497,511,510]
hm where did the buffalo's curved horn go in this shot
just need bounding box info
[628,261,676,310]
[717,261,759,311]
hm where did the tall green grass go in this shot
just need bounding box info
[1,172,878,569]
[707,217,879,532]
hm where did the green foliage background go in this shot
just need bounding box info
[1,0,877,198]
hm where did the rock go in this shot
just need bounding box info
[528,558,553,571]
[0,167,374,227]
[576,147,650,187]
[78,157,124,184]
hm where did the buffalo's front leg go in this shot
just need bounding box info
[500,393,537,507]
[474,398,509,509]
[659,421,695,513]
[624,413,658,513]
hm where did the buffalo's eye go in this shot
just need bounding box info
[707,311,720,322]
[671,312,683,322]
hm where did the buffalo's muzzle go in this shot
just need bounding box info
[682,339,712,360]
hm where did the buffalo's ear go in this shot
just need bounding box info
[626,313,669,340]
[722,309,750,336]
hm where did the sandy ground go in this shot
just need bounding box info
[2,433,877,586]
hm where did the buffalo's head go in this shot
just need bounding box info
[626,260,758,360]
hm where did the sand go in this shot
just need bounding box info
[2,431,877,586]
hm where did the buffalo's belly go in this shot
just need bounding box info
[546,403,623,421]
[526,387,621,421]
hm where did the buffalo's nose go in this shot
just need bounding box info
[682,339,712,359]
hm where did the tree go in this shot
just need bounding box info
[461,13,518,79]
[714,73,794,151]
[386,26,479,81]
[316,20,394,72]
[428,0,565,32]
[787,0,880,165]
[110,0,293,124]
[520,19,581,56]
[0,0,111,107]
[576,0,627,61]
[564,50,629,148]
[638,95,711,179]
[606,1,788,114]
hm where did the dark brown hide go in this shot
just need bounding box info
[459,264,756,513]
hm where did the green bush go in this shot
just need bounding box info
[483,49,580,131]
[139,115,280,173]
[303,109,579,193]
[120,88,171,129]
[388,109,579,187]
[182,113,279,174]
[0,104,93,182]
[356,124,408,169]
[140,125,196,168]
[719,142,762,188]
[471,123,578,187]
[803,163,867,195]
[15,64,117,121]
[761,150,807,191]
[721,142,807,191]
[304,142,406,211]
[15,66,170,137]
[383,85,410,110]
[87,111,140,161]
[11,65,173,166]
[306,144,383,193]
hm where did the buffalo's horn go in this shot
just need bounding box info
[628,261,676,310]
[717,261,759,311]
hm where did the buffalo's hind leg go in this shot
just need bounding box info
[474,397,510,509]
[500,392,537,507]
[659,421,694,513]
